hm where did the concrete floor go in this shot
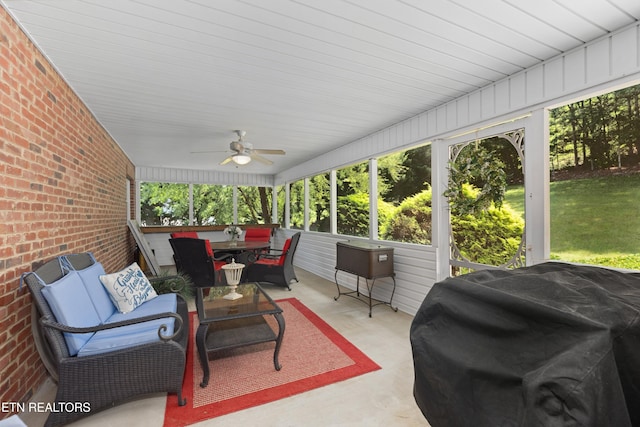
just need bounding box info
[20,268,429,427]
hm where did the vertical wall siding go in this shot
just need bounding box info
[136,165,274,187]
[145,226,436,316]
[290,232,437,316]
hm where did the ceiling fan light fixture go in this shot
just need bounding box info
[232,153,251,165]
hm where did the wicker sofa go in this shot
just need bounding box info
[23,253,189,427]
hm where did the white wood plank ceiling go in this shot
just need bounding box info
[3,0,640,175]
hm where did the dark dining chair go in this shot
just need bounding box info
[245,232,301,290]
[169,238,231,287]
[170,231,215,257]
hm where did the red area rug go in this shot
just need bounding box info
[163,298,380,427]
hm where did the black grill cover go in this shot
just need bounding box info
[410,262,640,427]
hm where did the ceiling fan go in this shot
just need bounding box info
[192,130,285,166]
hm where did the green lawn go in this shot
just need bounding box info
[504,174,640,269]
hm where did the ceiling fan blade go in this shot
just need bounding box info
[219,156,234,165]
[252,148,285,155]
[190,150,228,154]
[250,153,273,165]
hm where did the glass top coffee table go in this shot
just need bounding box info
[195,282,285,388]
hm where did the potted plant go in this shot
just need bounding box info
[149,270,194,300]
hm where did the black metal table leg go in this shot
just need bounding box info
[273,312,285,371]
[196,323,210,387]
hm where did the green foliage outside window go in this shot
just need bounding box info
[451,184,524,266]
[380,188,432,244]
[337,162,369,236]
[377,144,432,243]
[309,173,330,232]
[141,182,233,226]
[192,184,232,225]
[548,83,640,269]
[445,143,508,215]
[275,185,285,225]
[289,180,304,229]
[337,193,370,237]
[445,137,524,268]
[237,186,272,224]
[140,182,189,226]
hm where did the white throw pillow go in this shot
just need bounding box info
[99,262,158,313]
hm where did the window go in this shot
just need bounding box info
[447,132,525,272]
[336,161,369,237]
[192,184,232,225]
[237,185,273,224]
[140,182,189,226]
[275,185,285,226]
[309,172,330,232]
[378,144,432,243]
[549,84,640,269]
[289,180,304,229]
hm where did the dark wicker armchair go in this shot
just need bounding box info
[24,254,189,427]
[169,237,232,287]
[245,232,301,290]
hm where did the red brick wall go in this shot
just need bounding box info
[0,6,137,415]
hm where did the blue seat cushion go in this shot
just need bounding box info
[41,271,101,356]
[76,294,177,357]
[105,293,177,324]
[75,261,116,323]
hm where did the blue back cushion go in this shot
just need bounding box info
[75,261,116,323]
[41,271,102,356]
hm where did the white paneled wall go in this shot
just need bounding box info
[143,227,436,316]
[136,166,275,186]
[281,230,437,316]
[145,231,230,266]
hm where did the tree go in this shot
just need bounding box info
[309,173,330,232]
[237,186,272,224]
[140,182,189,225]
[193,184,233,225]
[550,83,640,173]
[381,144,431,202]
[289,180,304,229]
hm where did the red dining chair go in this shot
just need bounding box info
[244,227,272,252]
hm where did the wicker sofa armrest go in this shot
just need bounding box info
[40,311,184,341]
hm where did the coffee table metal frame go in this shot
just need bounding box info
[195,282,285,387]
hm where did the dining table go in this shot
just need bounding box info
[208,240,270,252]
[208,240,270,271]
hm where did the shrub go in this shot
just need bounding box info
[451,184,524,265]
[381,188,432,244]
[337,193,396,238]
[337,193,371,237]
